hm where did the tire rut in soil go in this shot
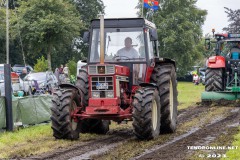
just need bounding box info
[134,108,240,160]
[27,129,134,160]
[23,106,237,160]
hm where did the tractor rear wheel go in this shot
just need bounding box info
[205,68,224,91]
[51,88,81,140]
[75,68,89,107]
[132,87,161,140]
[80,119,110,134]
[150,64,178,133]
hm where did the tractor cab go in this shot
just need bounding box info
[83,18,159,88]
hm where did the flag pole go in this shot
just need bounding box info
[142,0,144,18]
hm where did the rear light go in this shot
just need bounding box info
[208,56,216,63]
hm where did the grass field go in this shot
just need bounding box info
[177,81,204,110]
[222,127,240,160]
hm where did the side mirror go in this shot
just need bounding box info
[83,31,90,43]
[149,29,158,41]
[205,38,211,50]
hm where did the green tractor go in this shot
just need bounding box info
[202,33,240,101]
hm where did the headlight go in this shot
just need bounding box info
[92,91,100,98]
[106,91,114,98]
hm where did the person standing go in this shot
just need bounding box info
[193,73,199,85]
[63,64,69,77]
[59,64,64,74]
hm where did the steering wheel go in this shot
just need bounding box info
[113,55,130,61]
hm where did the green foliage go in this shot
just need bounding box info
[74,0,105,28]
[11,0,83,70]
[0,8,6,63]
[72,0,105,59]
[223,127,240,160]
[70,75,76,84]
[34,56,48,72]
[0,9,5,39]
[137,0,207,76]
[67,59,77,76]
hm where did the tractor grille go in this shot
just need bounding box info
[88,65,115,75]
[91,76,114,98]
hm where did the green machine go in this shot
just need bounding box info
[202,33,240,101]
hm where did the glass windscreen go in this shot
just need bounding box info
[89,28,146,62]
[220,41,240,56]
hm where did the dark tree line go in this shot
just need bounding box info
[0,0,104,70]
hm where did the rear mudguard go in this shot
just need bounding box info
[207,56,226,68]
[59,83,81,94]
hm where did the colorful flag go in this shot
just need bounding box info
[143,0,159,10]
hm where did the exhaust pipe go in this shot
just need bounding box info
[99,14,104,64]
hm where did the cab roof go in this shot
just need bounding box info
[90,18,156,29]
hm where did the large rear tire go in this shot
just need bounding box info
[75,68,89,107]
[132,87,161,140]
[150,64,178,133]
[51,88,81,140]
[205,68,224,91]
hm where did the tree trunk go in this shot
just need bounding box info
[47,43,52,71]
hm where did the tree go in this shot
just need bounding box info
[74,0,104,27]
[137,0,207,76]
[11,0,83,70]
[0,8,6,63]
[223,7,240,33]
[72,0,105,59]
[34,56,48,72]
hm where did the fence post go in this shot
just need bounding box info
[4,64,13,131]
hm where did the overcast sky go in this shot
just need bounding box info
[102,0,240,35]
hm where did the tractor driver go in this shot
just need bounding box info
[115,37,139,60]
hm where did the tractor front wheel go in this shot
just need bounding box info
[151,64,178,133]
[51,88,81,140]
[132,87,161,140]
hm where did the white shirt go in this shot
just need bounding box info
[193,75,199,81]
[116,47,139,60]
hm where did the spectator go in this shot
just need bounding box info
[59,64,64,74]
[63,64,69,77]
[54,68,60,84]
[19,68,27,80]
[193,73,199,85]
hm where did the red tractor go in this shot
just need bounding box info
[51,16,178,140]
[202,33,240,101]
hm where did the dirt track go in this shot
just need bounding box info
[24,104,240,160]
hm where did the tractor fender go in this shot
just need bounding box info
[59,83,81,94]
[154,57,176,69]
[207,56,226,68]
